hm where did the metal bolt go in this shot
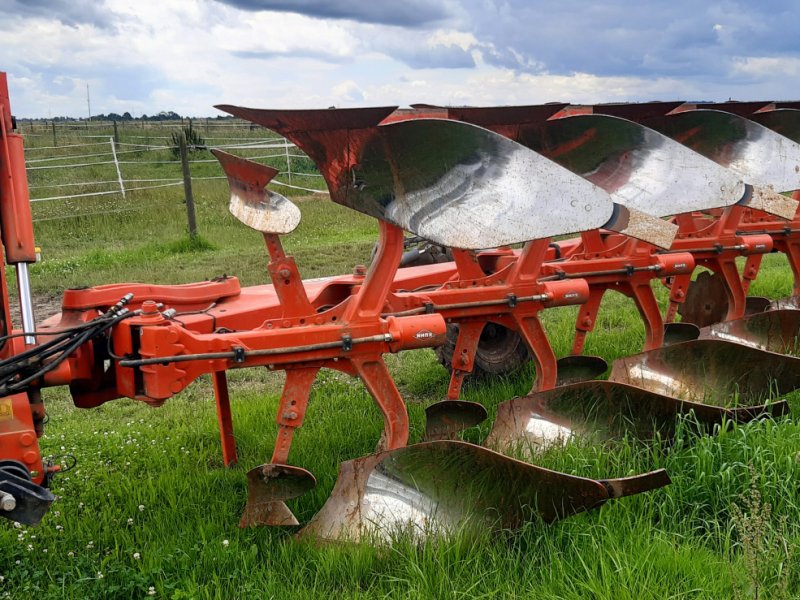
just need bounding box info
[278,268,292,279]
[0,492,16,512]
[353,264,367,277]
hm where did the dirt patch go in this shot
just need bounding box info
[8,293,63,327]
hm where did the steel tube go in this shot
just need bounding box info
[16,262,36,345]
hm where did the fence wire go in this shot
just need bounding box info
[20,119,327,221]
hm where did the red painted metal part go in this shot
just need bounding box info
[94,221,450,471]
[0,73,46,485]
[577,103,778,326]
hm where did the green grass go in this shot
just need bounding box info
[2,127,800,598]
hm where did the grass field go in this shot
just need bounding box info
[2,127,800,599]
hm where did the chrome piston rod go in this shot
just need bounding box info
[16,262,36,345]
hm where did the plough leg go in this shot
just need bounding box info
[571,289,604,355]
[240,367,319,528]
[628,282,664,351]
[212,371,237,467]
[426,322,488,441]
[665,273,691,323]
[514,315,557,391]
[350,357,409,451]
[446,322,484,400]
[271,368,319,464]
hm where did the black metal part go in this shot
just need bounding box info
[0,461,54,526]
[555,355,609,385]
[424,399,488,441]
[663,322,701,346]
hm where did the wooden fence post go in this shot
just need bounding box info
[179,131,198,238]
[113,120,119,144]
[51,121,57,147]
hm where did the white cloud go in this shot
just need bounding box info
[1,0,798,118]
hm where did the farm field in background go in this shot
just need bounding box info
[1,122,800,598]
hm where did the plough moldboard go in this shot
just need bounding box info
[2,70,800,543]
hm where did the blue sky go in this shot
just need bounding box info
[1,0,798,117]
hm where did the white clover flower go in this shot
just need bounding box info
[96,572,103,579]
[127,518,134,525]
[138,504,145,512]
[68,551,74,558]
[222,539,229,547]
[133,552,141,560]
[148,587,156,596]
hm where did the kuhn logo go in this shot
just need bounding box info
[415,329,435,340]
[675,263,687,270]
[563,292,579,299]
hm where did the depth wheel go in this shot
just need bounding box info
[436,323,530,379]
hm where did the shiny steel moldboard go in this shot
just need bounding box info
[217,105,675,248]
[212,149,301,234]
[751,108,800,144]
[646,109,800,194]
[699,309,800,355]
[484,380,785,459]
[298,440,669,543]
[516,114,746,217]
[609,338,800,405]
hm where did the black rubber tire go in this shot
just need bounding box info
[435,322,531,379]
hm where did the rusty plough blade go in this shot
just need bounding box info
[240,464,317,527]
[484,380,785,459]
[609,338,796,409]
[297,440,670,543]
[698,309,800,355]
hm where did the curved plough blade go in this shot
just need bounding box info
[751,108,800,144]
[699,309,800,355]
[745,296,772,315]
[484,380,783,459]
[515,113,747,218]
[212,149,301,234]
[768,296,800,311]
[353,118,675,249]
[240,464,317,528]
[217,105,676,249]
[609,338,798,409]
[297,440,669,543]
[647,109,800,217]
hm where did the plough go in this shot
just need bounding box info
[1,69,800,542]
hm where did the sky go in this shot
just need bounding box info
[1,0,799,118]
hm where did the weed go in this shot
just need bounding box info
[729,464,797,599]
